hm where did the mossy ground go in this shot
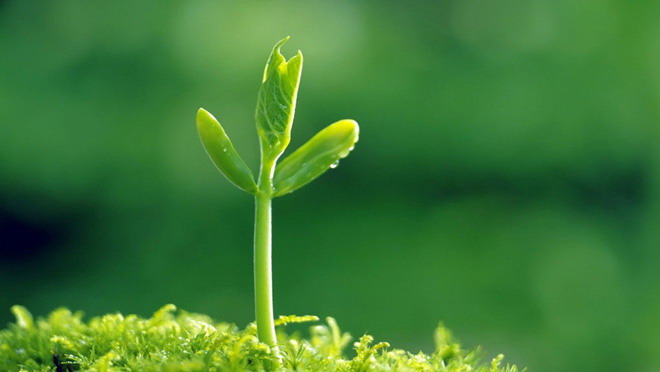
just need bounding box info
[0,304,520,372]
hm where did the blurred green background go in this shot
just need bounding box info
[1,1,659,370]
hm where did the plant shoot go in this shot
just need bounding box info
[196,37,359,347]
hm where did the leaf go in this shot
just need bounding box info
[196,108,257,194]
[255,37,303,161]
[273,119,359,196]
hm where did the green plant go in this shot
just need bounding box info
[0,305,520,371]
[196,37,359,349]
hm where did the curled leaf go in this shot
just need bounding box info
[255,37,303,161]
[273,120,359,197]
[196,108,257,194]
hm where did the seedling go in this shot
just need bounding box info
[196,37,359,348]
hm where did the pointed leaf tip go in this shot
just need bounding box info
[196,108,257,194]
[276,36,291,48]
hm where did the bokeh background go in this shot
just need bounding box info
[1,1,659,371]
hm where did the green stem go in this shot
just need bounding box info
[254,193,276,346]
[255,157,277,347]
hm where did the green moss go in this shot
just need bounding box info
[0,305,520,372]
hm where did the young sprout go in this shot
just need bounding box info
[196,37,359,349]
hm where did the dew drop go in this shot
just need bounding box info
[222,148,228,153]
[330,160,339,169]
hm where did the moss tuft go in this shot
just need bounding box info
[1,305,520,371]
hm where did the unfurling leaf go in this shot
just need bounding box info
[196,108,257,194]
[255,37,303,161]
[273,120,359,196]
